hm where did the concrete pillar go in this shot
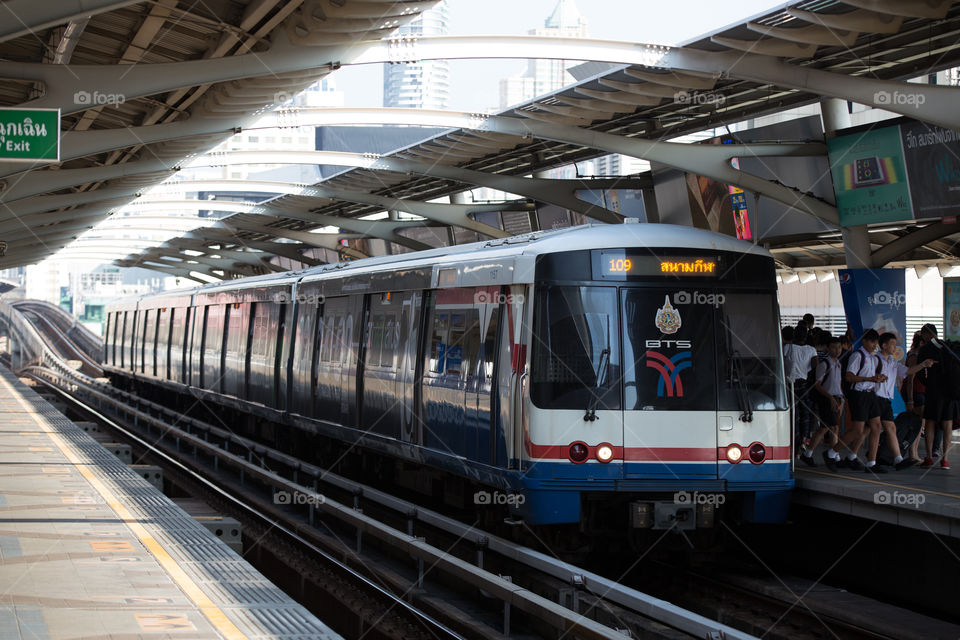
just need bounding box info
[821,98,871,269]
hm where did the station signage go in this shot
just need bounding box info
[0,108,59,161]
[827,120,960,227]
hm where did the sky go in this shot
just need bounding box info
[334,0,783,112]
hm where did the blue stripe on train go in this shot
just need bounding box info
[514,460,793,525]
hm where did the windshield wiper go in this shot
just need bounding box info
[730,350,753,422]
[584,347,610,422]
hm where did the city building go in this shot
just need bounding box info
[382,1,450,109]
[498,0,588,108]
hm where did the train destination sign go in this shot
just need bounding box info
[595,251,719,279]
[0,108,60,162]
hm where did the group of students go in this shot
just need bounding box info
[783,314,954,474]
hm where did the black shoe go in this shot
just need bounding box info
[837,457,851,469]
[895,458,918,471]
[800,453,817,467]
[822,451,838,472]
[865,464,888,474]
[847,458,865,472]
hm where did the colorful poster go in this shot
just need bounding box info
[828,125,913,227]
[944,278,960,341]
[728,157,752,240]
[839,268,908,413]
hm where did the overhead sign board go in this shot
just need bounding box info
[827,120,960,227]
[0,108,59,162]
[827,124,912,226]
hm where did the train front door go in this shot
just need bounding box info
[620,288,719,479]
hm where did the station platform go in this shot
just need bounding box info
[0,367,341,639]
[793,443,960,538]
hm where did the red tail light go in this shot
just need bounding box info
[749,442,766,464]
[568,442,589,463]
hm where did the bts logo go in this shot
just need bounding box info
[645,350,692,397]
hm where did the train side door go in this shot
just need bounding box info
[620,288,719,479]
[470,287,502,465]
[398,292,422,444]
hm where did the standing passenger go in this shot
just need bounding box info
[865,333,932,471]
[784,323,818,450]
[903,331,927,463]
[799,337,843,466]
[823,329,884,472]
[917,324,953,470]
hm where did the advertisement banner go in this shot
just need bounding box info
[827,126,913,227]
[900,122,960,219]
[839,268,908,412]
[944,278,960,341]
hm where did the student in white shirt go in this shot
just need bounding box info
[799,337,843,466]
[864,332,933,471]
[823,329,884,472]
[783,322,818,448]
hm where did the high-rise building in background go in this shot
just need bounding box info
[498,0,588,109]
[383,1,450,109]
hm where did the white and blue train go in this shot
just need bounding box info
[103,224,794,530]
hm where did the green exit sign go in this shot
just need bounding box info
[0,108,59,161]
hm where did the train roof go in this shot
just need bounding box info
[302,222,767,278]
[110,224,771,307]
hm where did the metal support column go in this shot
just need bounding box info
[821,99,872,270]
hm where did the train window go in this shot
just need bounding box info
[425,290,486,379]
[531,286,621,411]
[530,287,620,410]
[381,313,397,368]
[368,313,384,366]
[428,312,449,374]
[716,292,787,411]
[332,314,345,363]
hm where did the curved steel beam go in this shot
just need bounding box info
[0,157,178,203]
[3,109,832,223]
[4,34,956,132]
[872,222,960,266]
[0,0,143,44]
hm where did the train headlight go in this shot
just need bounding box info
[749,442,766,464]
[726,444,743,464]
[596,443,614,463]
[568,442,589,464]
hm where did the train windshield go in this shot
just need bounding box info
[531,286,786,412]
[531,286,621,411]
[715,292,788,412]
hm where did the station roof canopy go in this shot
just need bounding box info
[1,0,959,280]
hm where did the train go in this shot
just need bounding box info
[103,223,794,531]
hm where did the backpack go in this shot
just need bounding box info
[841,348,881,399]
[877,412,923,466]
[940,340,960,401]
